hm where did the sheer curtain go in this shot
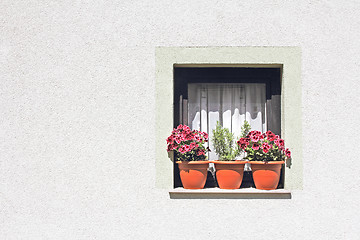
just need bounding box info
[188,83,267,161]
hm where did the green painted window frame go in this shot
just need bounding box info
[155,47,302,190]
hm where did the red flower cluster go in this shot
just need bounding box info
[166,125,209,161]
[237,130,291,161]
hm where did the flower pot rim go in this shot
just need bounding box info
[211,160,248,164]
[250,161,285,165]
[176,161,210,165]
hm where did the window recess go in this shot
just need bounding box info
[174,67,283,189]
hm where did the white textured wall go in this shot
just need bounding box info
[1,1,359,239]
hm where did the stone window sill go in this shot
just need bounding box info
[169,188,291,199]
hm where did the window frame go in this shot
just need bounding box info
[155,47,302,190]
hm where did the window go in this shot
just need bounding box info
[173,67,283,188]
[155,47,302,191]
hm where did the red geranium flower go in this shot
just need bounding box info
[252,143,260,150]
[262,142,271,153]
[239,143,247,149]
[183,145,191,152]
[167,143,177,151]
[285,148,291,158]
[203,132,208,140]
[183,125,190,131]
[266,131,276,141]
[266,130,273,136]
[190,142,197,149]
[166,135,174,144]
[178,146,185,153]
[185,133,194,141]
[250,135,260,142]
[259,134,265,140]
[196,149,205,156]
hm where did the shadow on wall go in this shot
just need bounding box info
[169,192,291,199]
[168,151,174,162]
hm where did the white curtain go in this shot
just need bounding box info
[188,83,267,160]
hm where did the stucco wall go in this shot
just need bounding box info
[1,1,359,239]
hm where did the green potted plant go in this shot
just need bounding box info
[211,121,251,189]
[237,130,292,190]
[166,124,210,189]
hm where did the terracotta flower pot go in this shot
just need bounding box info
[250,161,284,190]
[177,161,209,189]
[213,161,247,189]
